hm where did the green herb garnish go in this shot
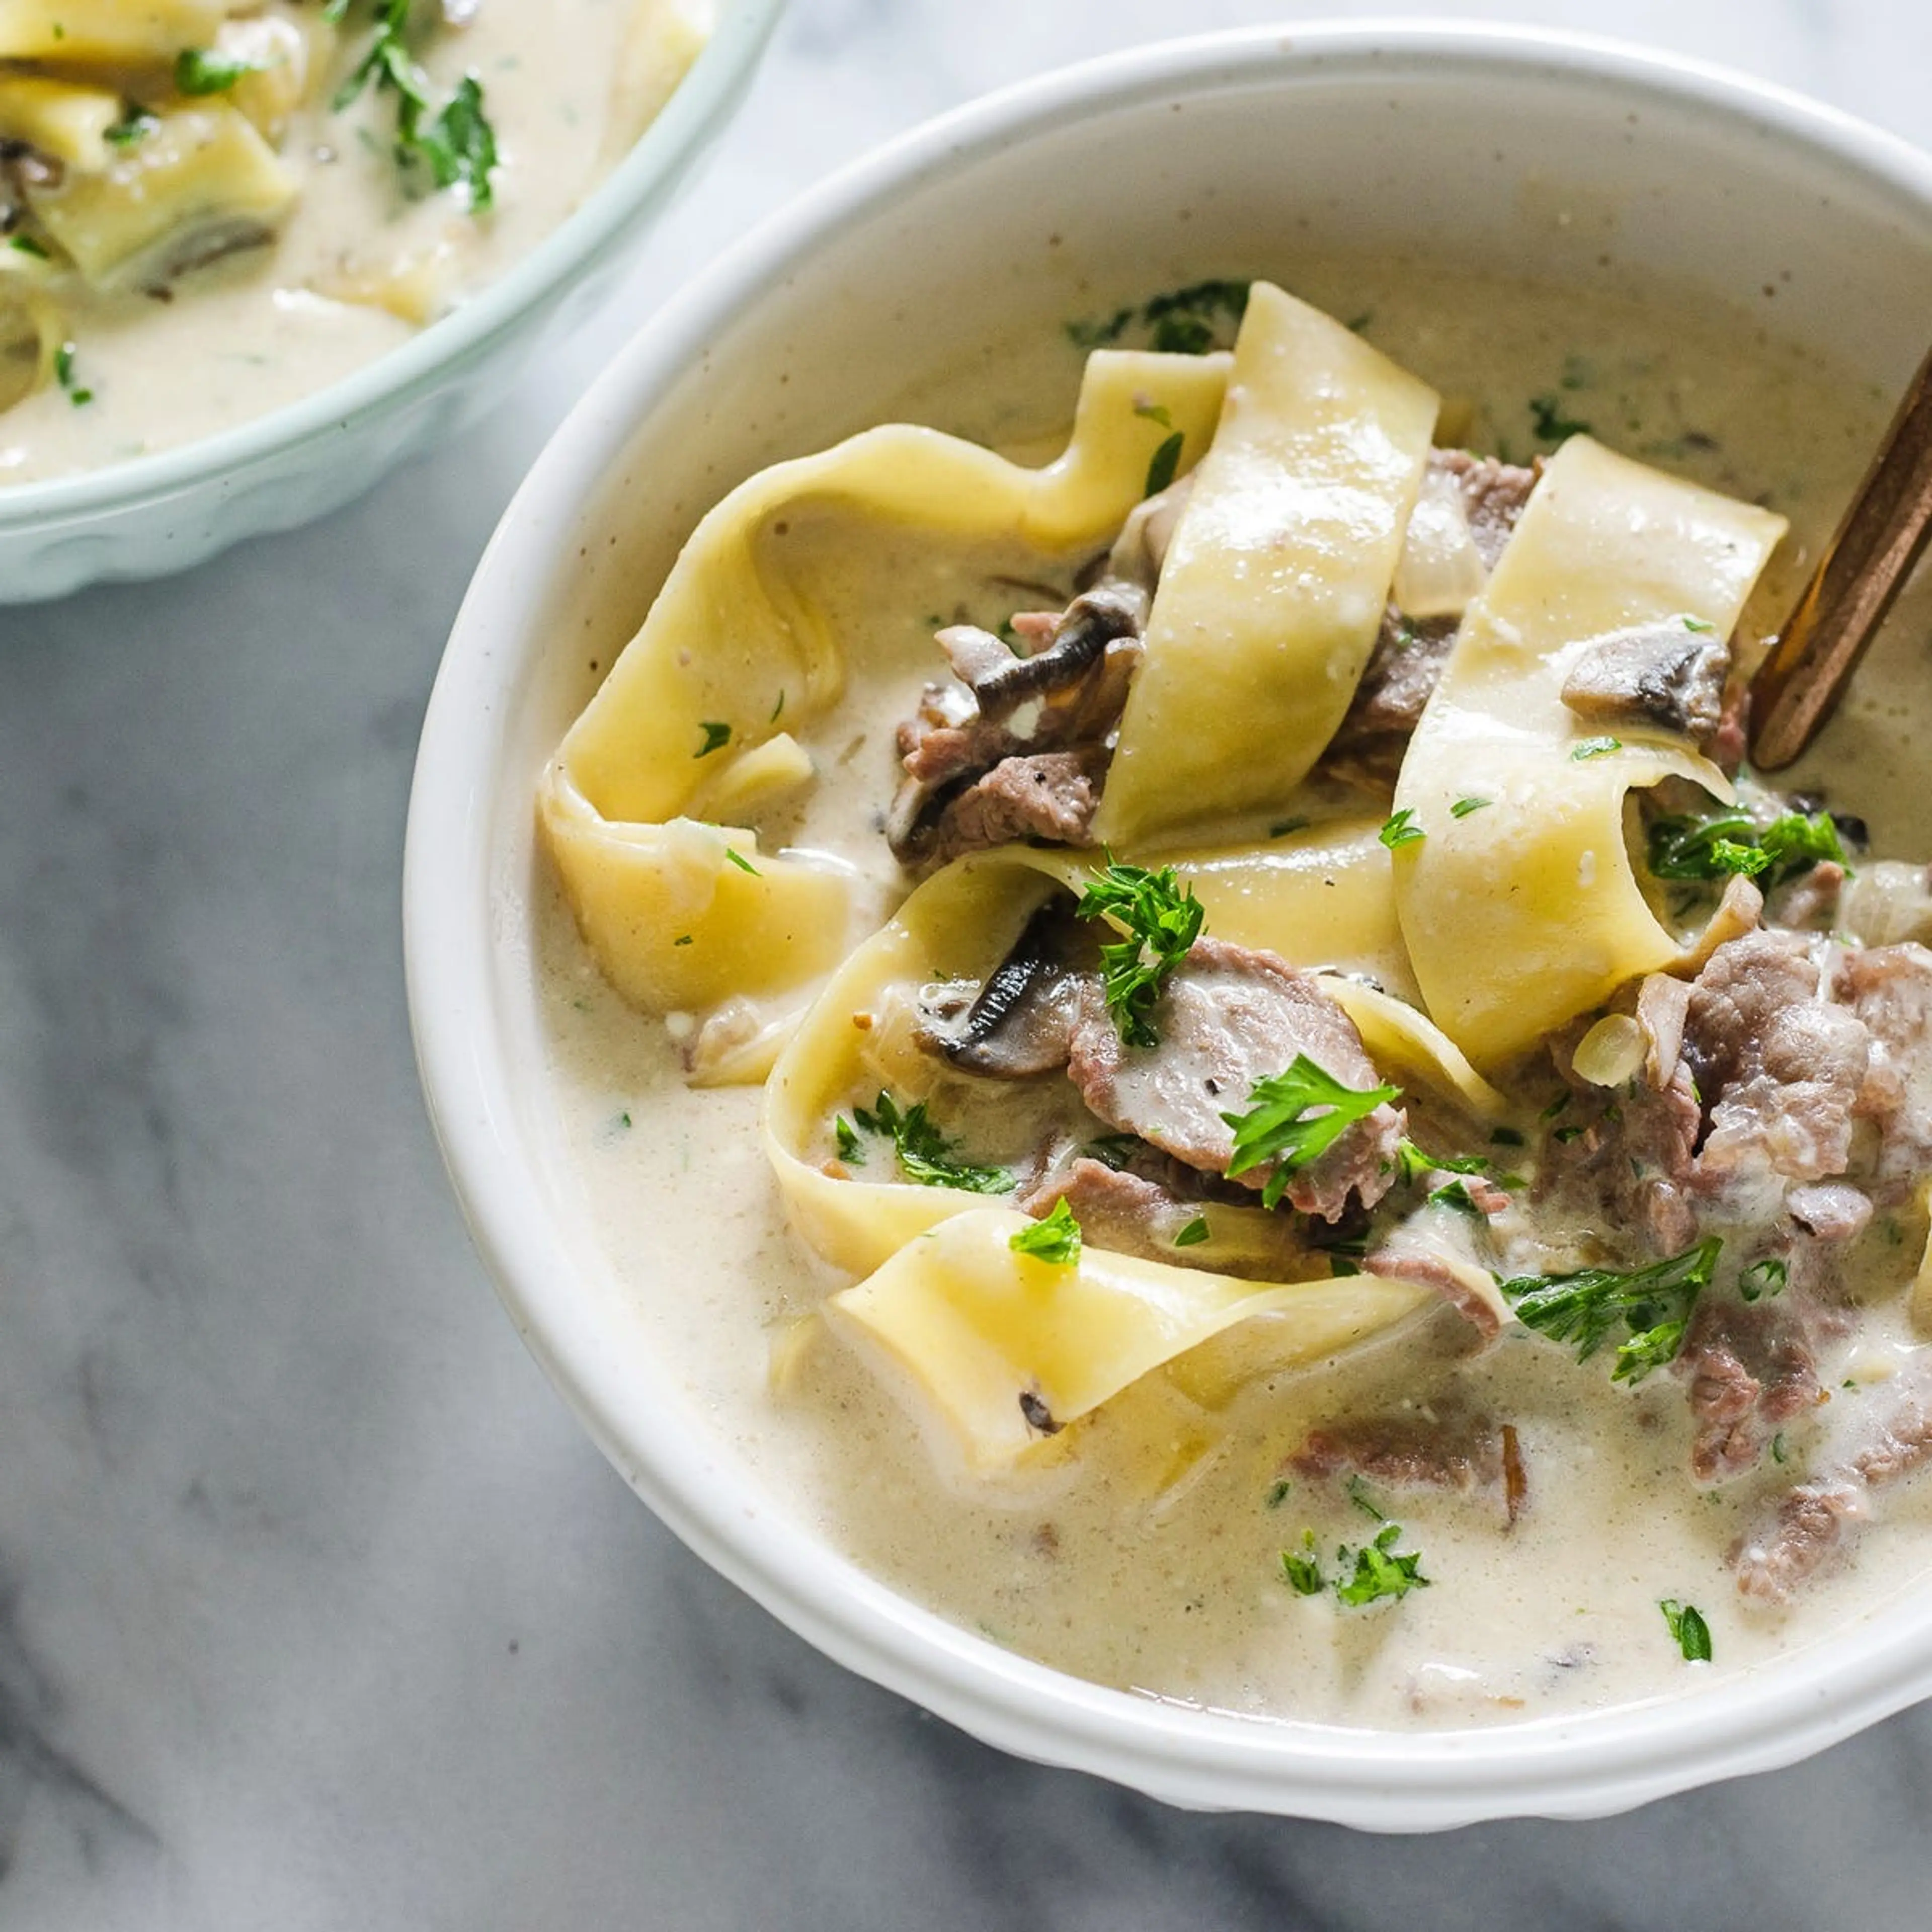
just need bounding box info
[1075,858,1204,1049]
[723,847,759,875]
[1529,393,1591,443]
[53,342,91,406]
[8,233,49,259]
[1174,1215,1210,1248]
[1660,1598,1713,1662]
[174,48,256,94]
[1065,279,1251,356]
[1144,429,1184,498]
[1497,1237,1721,1385]
[1379,808,1424,850]
[1010,1196,1082,1265]
[1571,736,1622,761]
[104,108,158,148]
[1450,796,1491,819]
[1222,1055,1400,1211]
[696,720,732,757]
[1646,806,1848,889]
[1336,1523,1431,1605]
[834,1115,864,1163]
[851,1092,1014,1194]
[1280,1531,1326,1596]
[1739,1257,1788,1302]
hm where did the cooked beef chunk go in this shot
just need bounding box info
[1291,1402,1509,1498]
[1327,451,1540,778]
[1559,622,1729,744]
[1685,932,1870,1185]
[1676,1293,1829,1485]
[1065,937,1404,1223]
[888,584,1147,866]
[925,899,1097,1077]
[1765,860,1846,933]
[1430,449,1542,568]
[1736,1360,1932,1601]
[1835,942,1932,1202]
[1361,1245,1503,1340]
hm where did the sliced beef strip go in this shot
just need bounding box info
[1290,1402,1513,1506]
[1834,942,1932,1202]
[1065,937,1404,1223]
[1361,1246,1503,1341]
[1683,931,1871,1187]
[1327,452,1541,777]
[1676,1293,1830,1485]
[1735,1358,1932,1601]
[921,747,1108,869]
[1559,622,1729,745]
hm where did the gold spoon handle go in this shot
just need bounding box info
[1750,338,1932,771]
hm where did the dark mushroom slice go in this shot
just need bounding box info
[937,581,1148,722]
[918,896,1099,1077]
[1560,621,1729,743]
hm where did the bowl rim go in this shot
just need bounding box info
[405,17,1932,1825]
[0,0,785,527]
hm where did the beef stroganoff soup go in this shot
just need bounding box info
[0,0,709,481]
[533,258,1932,1728]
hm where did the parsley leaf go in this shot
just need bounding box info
[1075,859,1204,1049]
[1497,1237,1721,1385]
[1740,1257,1788,1302]
[53,342,91,406]
[1659,1598,1713,1662]
[1379,808,1424,850]
[1144,429,1184,499]
[1427,1179,1484,1216]
[1336,1522,1431,1605]
[1529,393,1591,443]
[1450,795,1491,819]
[332,0,500,210]
[1571,736,1622,760]
[1280,1531,1326,1596]
[1221,1055,1401,1210]
[696,720,731,757]
[1174,1215,1210,1248]
[104,107,157,148]
[1064,279,1251,357]
[1647,805,1847,889]
[723,847,759,875]
[834,1116,864,1164]
[851,1092,1014,1194]
[175,48,256,94]
[1010,1197,1082,1265]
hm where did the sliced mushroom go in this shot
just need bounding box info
[917,897,1098,1077]
[1560,621,1729,742]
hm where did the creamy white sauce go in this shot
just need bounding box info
[1,0,702,483]
[536,258,1932,1729]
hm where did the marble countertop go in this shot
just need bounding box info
[6,2,1932,1924]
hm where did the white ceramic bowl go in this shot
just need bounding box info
[405,21,1932,1826]
[0,0,783,603]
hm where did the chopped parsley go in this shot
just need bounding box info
[1682,614,1716,633]
[1379,808,1425,850]
[174,48,256,95]
[1065,278,1251,355]
[1427,1179,1484,1216]
[1010,1197,1082,1265]
[1646,805,1848,890]
[1337,1523,1431,1606]
[1450,796,1491,819]
[1133,400,1173,428]
[331,0,500,210]
[1571,736,1622,761]
[53,342,91,407]
[1081,1133,1145,1171]
[1740,1257,1789,1302]
[1144,429,1184,499]
[1265,1478,1294,1509]
[1497,1237,1721,1385]
[696,720,732,757]
[1280,1531,1326,1596]
[833,1115,864,1163]
[1174,1215,1210,1248]
[8,233,49,259]
[1529,393,1591,443]
[1222,1055,1400,1210]
[104,108,158,148]
[723,847,759,875]
[1075,858,1204,1049]
[1659,1598,1713,1662]
[850,1091,1014,1194]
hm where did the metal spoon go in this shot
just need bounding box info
[1750,338,1932,770]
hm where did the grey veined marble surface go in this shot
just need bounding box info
[6,2,1932,1926]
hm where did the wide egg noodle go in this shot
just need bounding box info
[1390,436,1789,1069]
[765,839,1482,1466]
[538,350,1231,1032]
[831,1208,1429,1471]
[1093,282,1439,849]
